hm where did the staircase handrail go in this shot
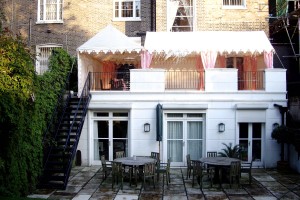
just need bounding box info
[63,72,91,150]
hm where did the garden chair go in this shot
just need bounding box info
[241,157,255,185]
[115,151,125,158]
[156,158,171,185]
[100,155,111,179]
[229,161,241,188]
[111,161,124,189]
[143,162,156,189]
[192,160,212,188]
[186,154,193,179]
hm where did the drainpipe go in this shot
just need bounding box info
[274,104,288,161]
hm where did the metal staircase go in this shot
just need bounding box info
[38,74,91,189]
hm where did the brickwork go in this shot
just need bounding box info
[156,0,269,34]
[2,0,153,55]
[2,0,270,56]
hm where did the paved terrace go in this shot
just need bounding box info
[29,166,300,200]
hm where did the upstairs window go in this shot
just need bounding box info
[36,44,62,75]
[222,0,246,8]
[114,0,141,21]
[168,0,194,32]
[37,0,63,23]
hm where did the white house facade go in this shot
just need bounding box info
[76,25,287,169]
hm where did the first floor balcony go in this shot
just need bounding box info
[86,68,286,93]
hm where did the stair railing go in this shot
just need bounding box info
[61,73,91,186]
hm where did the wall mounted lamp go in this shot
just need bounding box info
[144,123,150,132]
[218,123,225,132]
[273,123,279,130]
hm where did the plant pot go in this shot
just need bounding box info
[277,160,290,172]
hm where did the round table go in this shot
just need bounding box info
[114,156,156,166]
[114,156,156,186]
[199,157,240,166]
[199,157,241,187]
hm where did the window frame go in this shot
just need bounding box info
[37,0,63,24]
[35,44,63,75]
[222,0,246,9]
[113,0,141,21]
[167,0,195,32]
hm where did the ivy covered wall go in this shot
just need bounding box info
[0,29,75,197]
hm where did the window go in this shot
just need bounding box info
[226,57,243,69]
[114,0,141,21]
[36,44,62,74]
[223,0,246,8]
[168,0,194,32]
[37,0,63,23]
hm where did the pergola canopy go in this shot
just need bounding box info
[144,31,274,56]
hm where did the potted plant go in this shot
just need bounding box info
[271,125,294,170]
[218,143,240,158]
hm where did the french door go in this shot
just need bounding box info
[239,123,263,165]
[92,112,128,164]
[165,113,204,167]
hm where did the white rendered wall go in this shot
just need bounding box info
[77,68,287,167]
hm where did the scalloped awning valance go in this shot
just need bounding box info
[144,31,274,56]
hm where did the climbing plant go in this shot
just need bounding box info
[0,29,75,197]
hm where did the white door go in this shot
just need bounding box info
[165,113,204,167]
[239,123,263,165]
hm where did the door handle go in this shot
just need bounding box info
[248,141,250,146]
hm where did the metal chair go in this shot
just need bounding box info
[115,151,125,158]
[111,161,124,189]
[100,155,111,179]
[229,161,241,188]
[186,154,193,179]
[156,158,171,185]
[143,162,156,189]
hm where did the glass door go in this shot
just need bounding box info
[239,123,262,164]
[167,121,183,166]
[165,113,204,166]
[93,112,128,164]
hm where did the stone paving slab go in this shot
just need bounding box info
[29,166,300,200]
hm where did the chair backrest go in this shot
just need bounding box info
[111,161,123,176]
[144,162,156,177]
[151,152,160,162]
[101,155,108,169]
[115,151,125,158]
[186,154,192,168]
[207,151,218,157]
[230,161,241,176]
[192,160,203,176]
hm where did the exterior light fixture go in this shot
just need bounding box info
[144,123,150,132]
[218,123,225,132]
[273,123,279,130]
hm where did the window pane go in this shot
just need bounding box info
[167,122,183,139]
[115,2,119,17]
[171,0,194,32]
[113,121,128,138]
[187,122,202,139]
[135,1,140,17]
[167,140,183,162]
[252,123,261,138]
[239,123,248,138]
[122,2,133,17]
[187,140,202,160]
[94,121,109,138]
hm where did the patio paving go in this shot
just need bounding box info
[28,166,300,200]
